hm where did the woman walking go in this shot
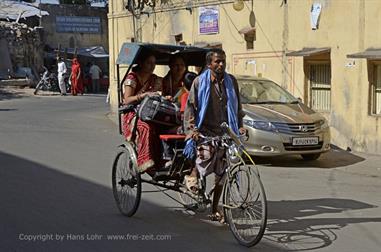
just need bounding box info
[70,58,84,95]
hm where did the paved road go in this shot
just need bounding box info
[1,88,381,251]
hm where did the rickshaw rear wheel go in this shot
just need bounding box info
[112,143,141,217]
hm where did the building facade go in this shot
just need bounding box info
[108,0,381,154]
[40,3,109,49]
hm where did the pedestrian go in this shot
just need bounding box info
[89,62,102,93]
[183,48,247,222]
[69,58,84,96]
[57,57,67,96]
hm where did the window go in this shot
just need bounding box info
[309,63,331,111]
[372,64,381,115]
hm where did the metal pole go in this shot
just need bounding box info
[116,64,122,135]
[132,13,137,42]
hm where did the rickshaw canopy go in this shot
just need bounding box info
[116,42,210,67]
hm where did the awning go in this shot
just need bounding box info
[347,48,381,59]
[286,47,330,57]
[57,46,109,58]
[0,1,49,20]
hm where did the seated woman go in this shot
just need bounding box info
[122,52,163,173]
[163,55,187,101]
[160,71,198,170]
[180,72,197,114]
[158,55,187,166]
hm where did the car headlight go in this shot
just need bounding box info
[317,119,329,129]
[243,119,277,132]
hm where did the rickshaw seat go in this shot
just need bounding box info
[159,134,186,141]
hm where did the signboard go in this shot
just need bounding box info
[199,6,219,34]
[56,16,101,34]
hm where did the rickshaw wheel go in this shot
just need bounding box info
[112,143,141,217]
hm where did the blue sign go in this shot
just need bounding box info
[56,16,101,34]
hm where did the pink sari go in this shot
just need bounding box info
[122,72,162,172]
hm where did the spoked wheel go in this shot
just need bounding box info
[112,143,141,217]
[223,164,267,247]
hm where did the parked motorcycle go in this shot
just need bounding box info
[34,67,70,95]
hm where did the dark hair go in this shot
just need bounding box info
[169,55,186,67]
[132,51,156,72]
[205,48,226,65]
[183,71,197,91]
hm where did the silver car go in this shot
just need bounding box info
[237,76,330,160]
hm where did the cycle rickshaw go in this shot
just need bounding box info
[112,42,267,247]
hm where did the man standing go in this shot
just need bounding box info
[57,57,67,96]
[183,48,246,222]
[89,62,102,93]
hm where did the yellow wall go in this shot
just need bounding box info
[108,0,381,154]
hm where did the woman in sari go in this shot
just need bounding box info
[162,55,187,102]
[122,53,163,173]
[70,58,84,95]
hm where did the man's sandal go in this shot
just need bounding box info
[184,175,199,194]
[208,211,225,223]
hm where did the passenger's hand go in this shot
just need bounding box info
[140,92,157,99]
[239,127,247,136]
[164,95,173,101]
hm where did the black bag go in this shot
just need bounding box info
[137,95,181,126]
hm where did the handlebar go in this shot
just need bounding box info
[220,122,243,147]
[198,122,245,148]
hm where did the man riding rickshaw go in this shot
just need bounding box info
[113,42,267,247]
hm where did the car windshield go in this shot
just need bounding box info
[238,79,299,104]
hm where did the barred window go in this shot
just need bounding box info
[309,63,331,111]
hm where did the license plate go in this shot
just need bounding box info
[292,137,319,146]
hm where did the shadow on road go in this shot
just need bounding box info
[0,87,28,101]
[264,198,381,251]
[253,147,365,169]
[0,151,284,252]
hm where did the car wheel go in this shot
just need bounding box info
[301,153,321,161]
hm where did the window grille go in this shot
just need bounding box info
[373,65,381,115]
[309,63,331,111]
